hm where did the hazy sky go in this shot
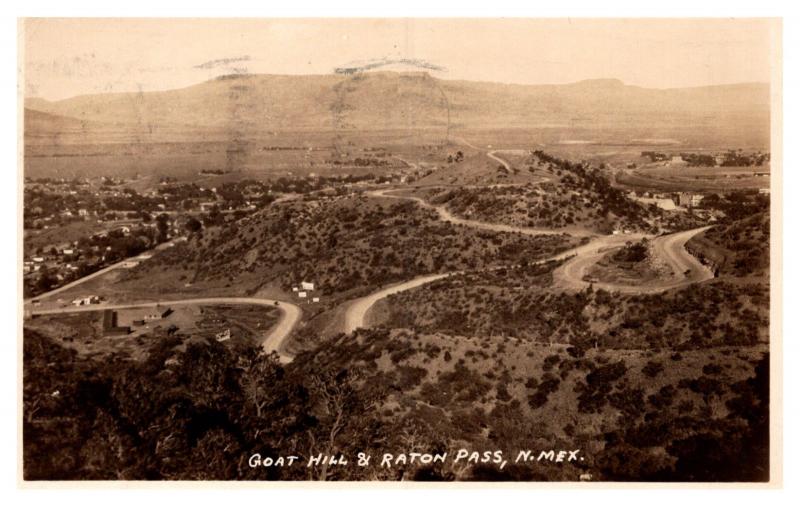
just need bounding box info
[22,18,778,101]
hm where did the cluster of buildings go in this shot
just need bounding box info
[102,306,173,337]
[628,190,704,210]
[72,295,102,307]
[23,229,161,297]
[102,309,131,337]
[23,249,80,276]
[292,281,321,303]
[677,192,705,208]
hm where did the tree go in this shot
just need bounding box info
[155,214,170,242]
[307,369,371,480]
[184,217,202,234]
[35,266,57,294]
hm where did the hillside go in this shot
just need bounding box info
[376,263,769,350]
[24,108,98,133]
[369,207,770,350]
[118,194,582,300]
[687,211,770,277]
[23,324,769,481]
[25,72,770,137]
[423,150,660,234]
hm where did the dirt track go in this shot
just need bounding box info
[552,227,714,294]
[367,188,591,237]
[347,174,714,332]
[343,273,453,334]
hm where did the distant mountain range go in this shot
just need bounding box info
[24,71,770,139]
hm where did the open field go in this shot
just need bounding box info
[25,119,770,183]
[24,221,101,253]
[616,167,770,192]
[24,137,409,182]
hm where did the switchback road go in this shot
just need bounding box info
[367,188,592,237]
[552,226,713,294]
[347,179,714,333]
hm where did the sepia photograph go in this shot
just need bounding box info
[17,16,781,484]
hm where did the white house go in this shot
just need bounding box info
[300,281,315,291]
[298,291,307,298]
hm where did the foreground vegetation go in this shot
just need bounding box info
[23,326,768,481]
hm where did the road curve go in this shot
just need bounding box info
[553,226,714,294]
[29,297,302,362]
[487,150,512,171]
[343,226,712,333]
[351,183,715,332]
[343,273,454,334]
[341,234,630,334]
[25,236,303,359]
[368,188,592,237]
[455,136,522,171]
[652,226,714,278]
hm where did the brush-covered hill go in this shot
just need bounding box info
[117,194,583,299]
[419,150,663,234]
[687,210,770,278]
[25,72,770,138]
[23,322,769,481]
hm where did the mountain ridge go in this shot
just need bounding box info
[24,71,770,136]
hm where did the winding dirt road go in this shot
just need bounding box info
[552,226,714,294]
[342,231,644,333]
[368,188,590,237]
[346,163,714,333]
[343,273,453,334]
[487,150,512,171]
[342,235,600,334]
[344,224,712,333]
